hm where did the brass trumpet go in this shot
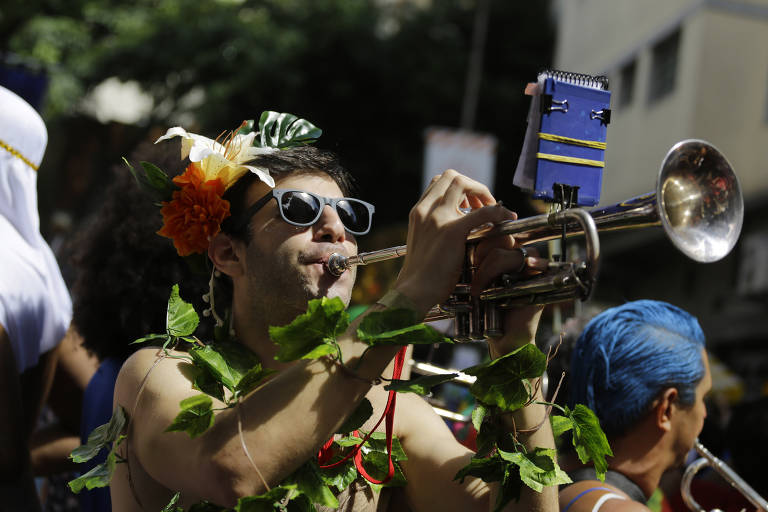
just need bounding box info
[326,140,743,341]
[681,440,768,512]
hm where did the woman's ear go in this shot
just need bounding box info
[208,233,245,278]
[654,387,679,432]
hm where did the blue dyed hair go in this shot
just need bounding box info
[568,300,705,438]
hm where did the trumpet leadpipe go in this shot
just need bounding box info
[326,207,600,278]
[327,245,407,276]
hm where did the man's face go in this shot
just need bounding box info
[237,172,359,323]
[671,349,711,466]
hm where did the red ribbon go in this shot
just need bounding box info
[317,346,408,485]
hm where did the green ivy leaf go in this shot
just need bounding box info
[160,492,183,512]
[123,158,176,202]
[140,161,176,200]
[318,457,358,493]
[189,365,226,403]
[494,465,523,512]
[190,345,240,391]
[551,414,573,438]
[453,453,505,484]
[167,284,200,337]
[383,373,458,395]
[290,461,339,508]
[358,450,407,489]
[270,297,349,362]
[356,431,408,461]
[256,111,322,149]
[463,344,547,412]
[68,450,118,493]
[474,408,500,458]
[165,394,215,438]
[498,447,572,492]
[234,364,276,397]
[189,341,264,396]
[570,404,613,481]
[471,403,488,433]
[356,308,450,346]
[70,406,126,463]
[336,398,373,434]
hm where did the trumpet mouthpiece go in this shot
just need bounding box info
[326,252,349,276]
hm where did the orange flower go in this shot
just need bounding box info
[158,163,232,256]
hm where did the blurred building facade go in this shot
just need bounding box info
[551,0,768,400]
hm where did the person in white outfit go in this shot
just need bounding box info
[0,85,74,511]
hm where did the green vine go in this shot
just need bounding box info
[69,288,612,512]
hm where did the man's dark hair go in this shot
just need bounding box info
[68,140,208,361]
[221,145,356,242]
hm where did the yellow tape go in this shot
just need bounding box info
[536,152,605,168]
[0,138,38,171]
[538,132,607,150]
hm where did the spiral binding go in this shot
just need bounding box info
[539,69,609,90]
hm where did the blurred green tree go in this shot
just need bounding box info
[3,0,553,229]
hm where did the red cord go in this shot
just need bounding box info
[317,346,407,485]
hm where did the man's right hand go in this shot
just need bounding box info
[393,170,518,318]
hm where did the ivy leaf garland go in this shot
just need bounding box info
[70,286,612,511]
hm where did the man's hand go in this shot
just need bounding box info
[394,170,517,317]
[471,242,549,358]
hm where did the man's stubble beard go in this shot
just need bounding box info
[244,244,355,327]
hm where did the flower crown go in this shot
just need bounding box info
[127,111,321,257]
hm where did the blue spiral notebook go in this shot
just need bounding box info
[514,70,611,206]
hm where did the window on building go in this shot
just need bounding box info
[619,60,636,107]
[648,29,680,103]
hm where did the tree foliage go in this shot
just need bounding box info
[5,0,553,231]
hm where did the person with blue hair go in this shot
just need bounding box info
[559,300,711,512]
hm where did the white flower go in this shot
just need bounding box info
[155,126,277,188]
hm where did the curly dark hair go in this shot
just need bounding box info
[68,139,209,361]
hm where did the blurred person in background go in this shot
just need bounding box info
[68,139,208,512]
[559,300,711,512]
[0,85,84,511]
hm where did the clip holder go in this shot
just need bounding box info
[541,94,569,114]
[590,109,611,125]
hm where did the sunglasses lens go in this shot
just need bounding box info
[337,199,371,233]
[281,192,321,225]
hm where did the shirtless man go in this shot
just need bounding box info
[559,300,712,511]
[112,145,556,511]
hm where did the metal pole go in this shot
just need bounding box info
[460,0,491,130]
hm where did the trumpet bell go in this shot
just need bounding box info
[658,140,743,263]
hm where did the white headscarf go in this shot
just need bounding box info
[0,85,72,373]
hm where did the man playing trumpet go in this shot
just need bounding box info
[109,127,557,512]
